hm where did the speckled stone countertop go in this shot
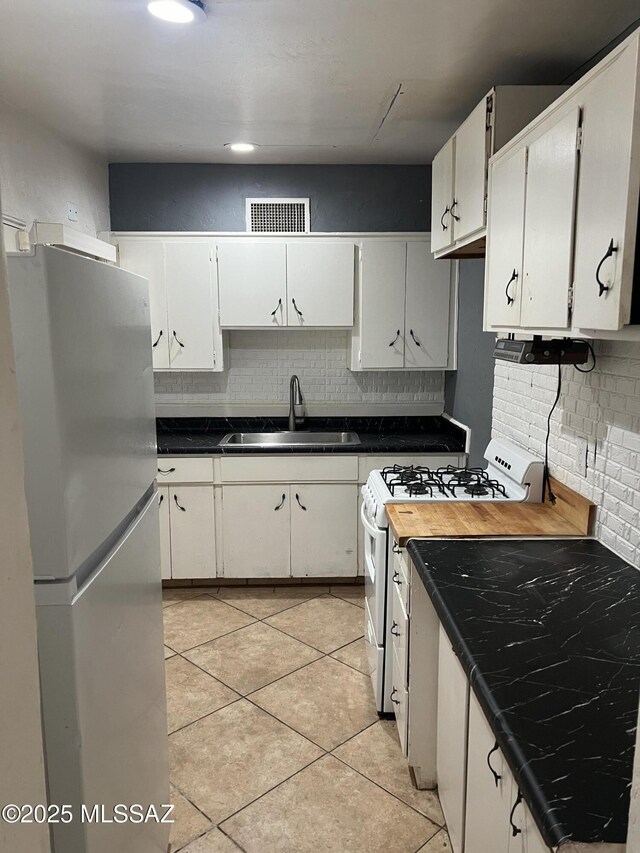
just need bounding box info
[407,537,640,848]
[156,416,467,455]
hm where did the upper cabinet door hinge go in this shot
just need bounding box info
[576,125,583,153]
[568,283,574,313]
[486,94,494,130]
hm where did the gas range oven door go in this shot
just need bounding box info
[360,501,388,643]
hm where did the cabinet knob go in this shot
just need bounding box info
[595,238,617,297]
[505,269,518,306]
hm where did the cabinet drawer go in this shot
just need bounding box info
[390,545,410,614]
[220,455,358,483]
[156,457,214,483]
[390,578,409,687]
[391,648,408,756]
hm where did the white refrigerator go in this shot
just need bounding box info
[7,246,169,853]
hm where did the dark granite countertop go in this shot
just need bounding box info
[156,416,467,455]
[407,537,640,847]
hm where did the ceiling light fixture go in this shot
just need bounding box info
[147,0,206,24]
[225,142,258,153]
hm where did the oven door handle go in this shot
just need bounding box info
[360,501,383,538]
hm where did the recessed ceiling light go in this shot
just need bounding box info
[225,142,258,153]
[147,0,206,24]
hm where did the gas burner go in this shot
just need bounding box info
[464,483,489,497]
[406,482,434,497]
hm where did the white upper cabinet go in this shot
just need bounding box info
[165,241,219,369]
[431,139,456,254]
[404,242,451,368]
[431,86,566,259]
[484,30,640,337]
[357,241,407,369]
[572,37,640,331]
[217,240,355,328]
[520,108,580,330]
[286,242,355,327]
[217,242,287,328]
[117,240,169,369]
[351,239,455,371]
[484,147,527,327]
[453,98,490,244]
[117,237,224,371]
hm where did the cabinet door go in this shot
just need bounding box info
[118,240,169,369]
[217,242,286,327]
[520,108,580,329]
[359,241,406,369]
[431,139,455,253]
[508,784,551,853]
[286,242,355,327]
[484,147,528,327]
[454,97,490,242]
[165,242,216,369]
[158,488,172,580]
[404,242,451,368]
[222,485,290,578]
[290,484,357,577]
[572,41,640,330]
[465,691,511,853]
[436,625,469,853]
[169,486,215,579]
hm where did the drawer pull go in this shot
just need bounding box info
[487,741,502,787]
[390,621,400,638]
[158,467,176,474]
[509,790,523,837]
[596,238,617,296]
[390,687,400,706]
[392,571,402,586]
[392,543,401,554]
[174,495,186,512]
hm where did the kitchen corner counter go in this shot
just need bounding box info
[156,415,467,456]
[386,477,595,543]
[407,536,640,847]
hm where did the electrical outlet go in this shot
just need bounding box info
[576,436,588,477]
[67,203,79,222]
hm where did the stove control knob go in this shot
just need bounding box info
[525,353,535,363]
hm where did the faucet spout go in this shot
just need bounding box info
[289,375,305,431]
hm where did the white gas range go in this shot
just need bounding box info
[360,438,545,713]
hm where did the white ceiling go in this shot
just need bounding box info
[0,0,639,164]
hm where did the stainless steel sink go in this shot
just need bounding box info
[219,431,360,447]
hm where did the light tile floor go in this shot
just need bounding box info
[163,584,451,853]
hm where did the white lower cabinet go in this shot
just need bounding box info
[158,487,172,580]
[221,484,291,578]
[465,691,512,853]
[290,484,357,577]
[436,625,470,853]
[222,483,357,578]
[168,486,216,579]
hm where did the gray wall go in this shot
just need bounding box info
[445,260,495,467]
[109,164,430,232]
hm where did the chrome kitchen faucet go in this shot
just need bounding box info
[289,374,305,431]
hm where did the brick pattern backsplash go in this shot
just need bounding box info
[492,339,640,568]
[155,330,444,407]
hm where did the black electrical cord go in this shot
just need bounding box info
[542,357,562,505]
[574,340,597,373]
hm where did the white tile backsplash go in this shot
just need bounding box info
[155,329,444,409]
[492,339,640,568]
